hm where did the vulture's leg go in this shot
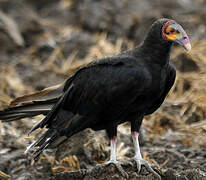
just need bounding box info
[131,117,161,180]
[107,136,117,163]
[104,124,129,179]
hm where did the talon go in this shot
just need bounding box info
[136,159,141,173]
[132,132,161,179]
[134,158,161,180]
[104,160,129,179]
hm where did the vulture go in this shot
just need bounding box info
[0,18,191,179]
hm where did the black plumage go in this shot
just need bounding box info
[0,18,191,179]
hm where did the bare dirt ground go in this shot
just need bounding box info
[0,0,206,179]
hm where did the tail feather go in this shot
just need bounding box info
[27,84,73,135]
[32,131,58,160]
[25,128,68,161]
[0,99,58,122]
[25,113,85,159]
[10,82,65,106]
[0,112,45,122]
[25,129,54,154]
[0,82,65,122]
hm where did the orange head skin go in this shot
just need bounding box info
[162,20,191,51]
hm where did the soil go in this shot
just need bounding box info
[0,0,206,180]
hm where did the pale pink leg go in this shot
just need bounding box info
[131,131,161,180]
[104,136,128,178]
[131,132,142,160]
[109,136,117,162]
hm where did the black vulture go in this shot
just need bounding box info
[0,18,191,179]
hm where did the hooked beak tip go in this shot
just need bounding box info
[184,43,192,52]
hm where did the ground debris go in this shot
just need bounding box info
[52,155,80,173]
[54,161,206,180]
[0,10,24,46]
[0,170,10,179]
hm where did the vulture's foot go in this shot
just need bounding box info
[134,158,161,180]
[104,160,129,179]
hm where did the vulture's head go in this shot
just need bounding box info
[146,18,191,51]
[161,19,191,51]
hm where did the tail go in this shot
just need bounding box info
[26,112,83,161]
[24,84,90,160]
[25,85,82,160]
[0,82,89,160]
[0,99,57,122]
[0,82,65,122]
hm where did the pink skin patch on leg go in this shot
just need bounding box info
[112,136,117,143]
[131,131,139,138]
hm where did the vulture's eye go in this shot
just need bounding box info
[170,28,175,33]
